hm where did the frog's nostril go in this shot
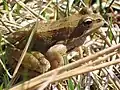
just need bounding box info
[103,22,107,26]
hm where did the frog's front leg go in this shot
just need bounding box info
[7,48,50,73]
[46,44,67,69]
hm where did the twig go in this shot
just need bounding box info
[8,43,120,90]
[11,22,38,82]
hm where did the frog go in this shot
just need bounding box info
[6,7,104,73]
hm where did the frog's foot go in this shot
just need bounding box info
[7,48,50,73]
[46,44,67,69]
[30,51,50,73]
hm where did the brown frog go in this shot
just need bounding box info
[6,7,104,73]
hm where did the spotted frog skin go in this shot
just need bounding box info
[6,7,104,73]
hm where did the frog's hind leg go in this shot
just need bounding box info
[7,48,50,74]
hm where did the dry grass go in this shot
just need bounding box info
[0,0,120,90]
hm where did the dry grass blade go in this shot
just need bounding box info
[97,30,111,47]
[102,68,120,89]
[0,19,14,33]
[16,52,117,90]
[16,1,46,20]
[34,70,58,90]
[29,51,117,88]
[8,43,120,90]
[39,0,53,15]
[0,0,119,90]
[11,22,38,81]
[98,29,120,58]
[9,58,120,90]
[0,58,12,78]
[51,58,120,83]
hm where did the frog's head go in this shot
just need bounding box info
[80,13,104,37]
[69,7,104,38]
[80,7,104,35]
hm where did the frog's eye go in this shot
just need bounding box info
[83,18,93,26]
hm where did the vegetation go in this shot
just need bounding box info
[0,0,120,90]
